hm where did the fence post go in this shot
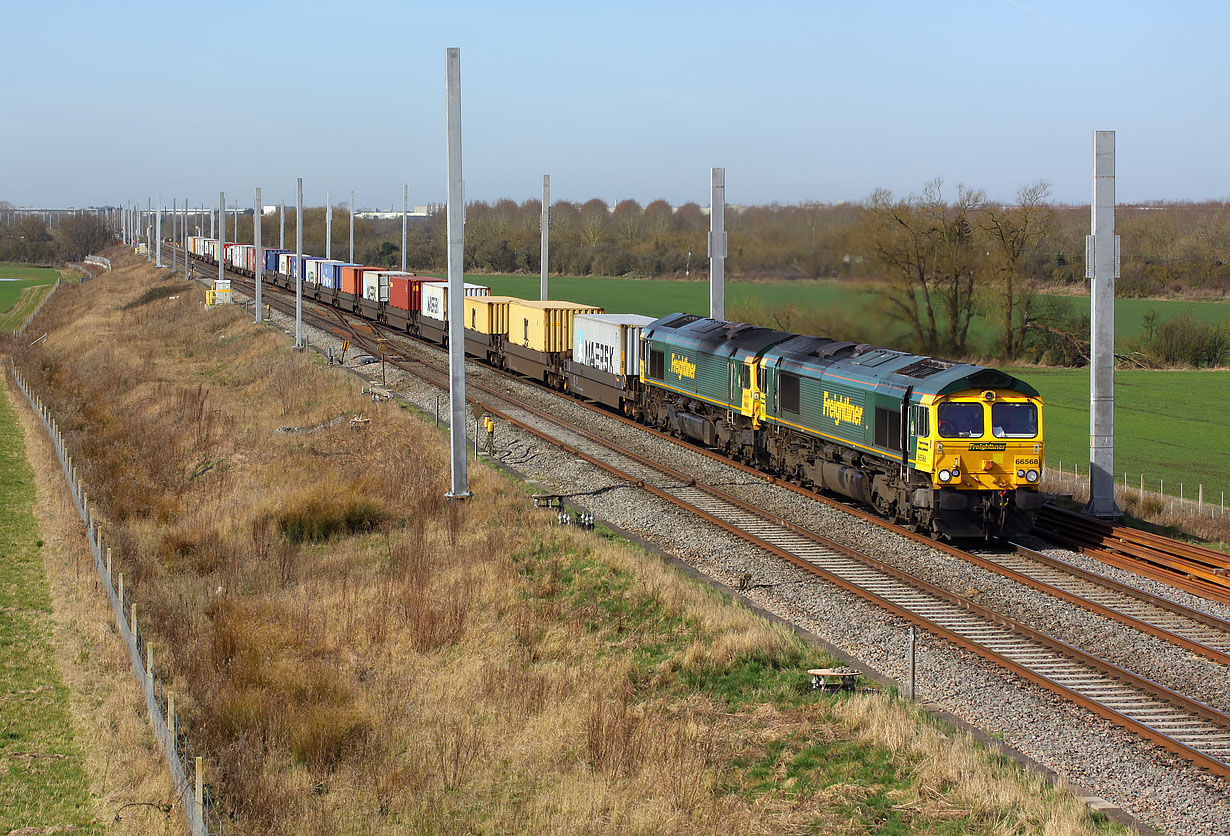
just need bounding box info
[146,643,154,688]
[168,691,176,747]
[1199,484,1203,514]
[195,757,203,815]
[106,547,112,579]
[131,602,137,639]
[907,626,916,701]
[117,573,124,611]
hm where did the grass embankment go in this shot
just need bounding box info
[0,378,100,833]
[0,264,63,332]
[5,250,1126,835]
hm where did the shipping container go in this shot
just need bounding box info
[306,259,341,285]
[506,300,604,354]
[318,261,358,290]
[421,282,489,322]
[463,295,518,335]
[339,266,380,297]
[294,257,323,282]
[264,249,289,273]
[363,269,402,302]
[572,313,655,377]
[387,274,441,311]
[278,253,295,276]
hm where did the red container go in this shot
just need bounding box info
[389,275,446,312]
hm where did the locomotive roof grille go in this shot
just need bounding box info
[897,358,953,379]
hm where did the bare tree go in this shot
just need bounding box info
[861,179,984,355]
[983,181,1053,358]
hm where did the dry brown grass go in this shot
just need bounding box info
[3,246,1127,835]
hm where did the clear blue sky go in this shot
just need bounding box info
[3,0,1227,209]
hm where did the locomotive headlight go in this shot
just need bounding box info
[1017,469,1025,478]
[939,469,952,482]
[1026,469,1039,483]
[951,467,960,478]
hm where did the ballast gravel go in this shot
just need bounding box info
[232,286,1228,836]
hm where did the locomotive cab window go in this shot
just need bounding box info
[780,373,800,413]
[648,347,665,379]
[912,405,929,437]
[739,364,750,390]
[992,402,1038,438]
[937,402,983,438]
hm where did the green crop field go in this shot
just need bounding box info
[435,273,1229,352]
[0,386,101,833]
[0,265,62,332]
[1007,366,1230,500]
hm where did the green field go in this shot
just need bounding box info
[0,265,62,332]
[1007,366,1230,500]
[0,386,101,833]
[439,273,1229,353]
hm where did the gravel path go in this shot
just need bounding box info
[232,284,1229,835]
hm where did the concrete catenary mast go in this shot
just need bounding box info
[1085,130,1121,519]
[445,47,470,500]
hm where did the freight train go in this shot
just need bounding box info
[185,236,1044,538]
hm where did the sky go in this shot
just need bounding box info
[3,0,1228,210]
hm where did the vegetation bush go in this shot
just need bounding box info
[1133,310,1230,367]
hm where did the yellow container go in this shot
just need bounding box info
[506,300,605,353]
[464,295,520,335]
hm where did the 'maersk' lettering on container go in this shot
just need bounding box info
[584,340,616,373]
[823,391,864,427]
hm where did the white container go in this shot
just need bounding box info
[363,271,394,302]
[573,313,655,376]
[278,253,295,275]
[421,282,488,322]
[307,259,340,285]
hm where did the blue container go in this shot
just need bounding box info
[323,262,359,290]
[264,249,289,273]
[297,257,323,281]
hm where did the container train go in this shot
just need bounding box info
[186,236,1044,538]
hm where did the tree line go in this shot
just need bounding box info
[4,188,1226,366]
[0,213,113,263]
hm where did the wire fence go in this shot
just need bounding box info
[9,362,226,836]
[17,278,60,334]
[1045,459,1226,520]
[84,255,112,271]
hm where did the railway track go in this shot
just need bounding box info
[173,246,1230,780]
[1035,505,1230,606]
